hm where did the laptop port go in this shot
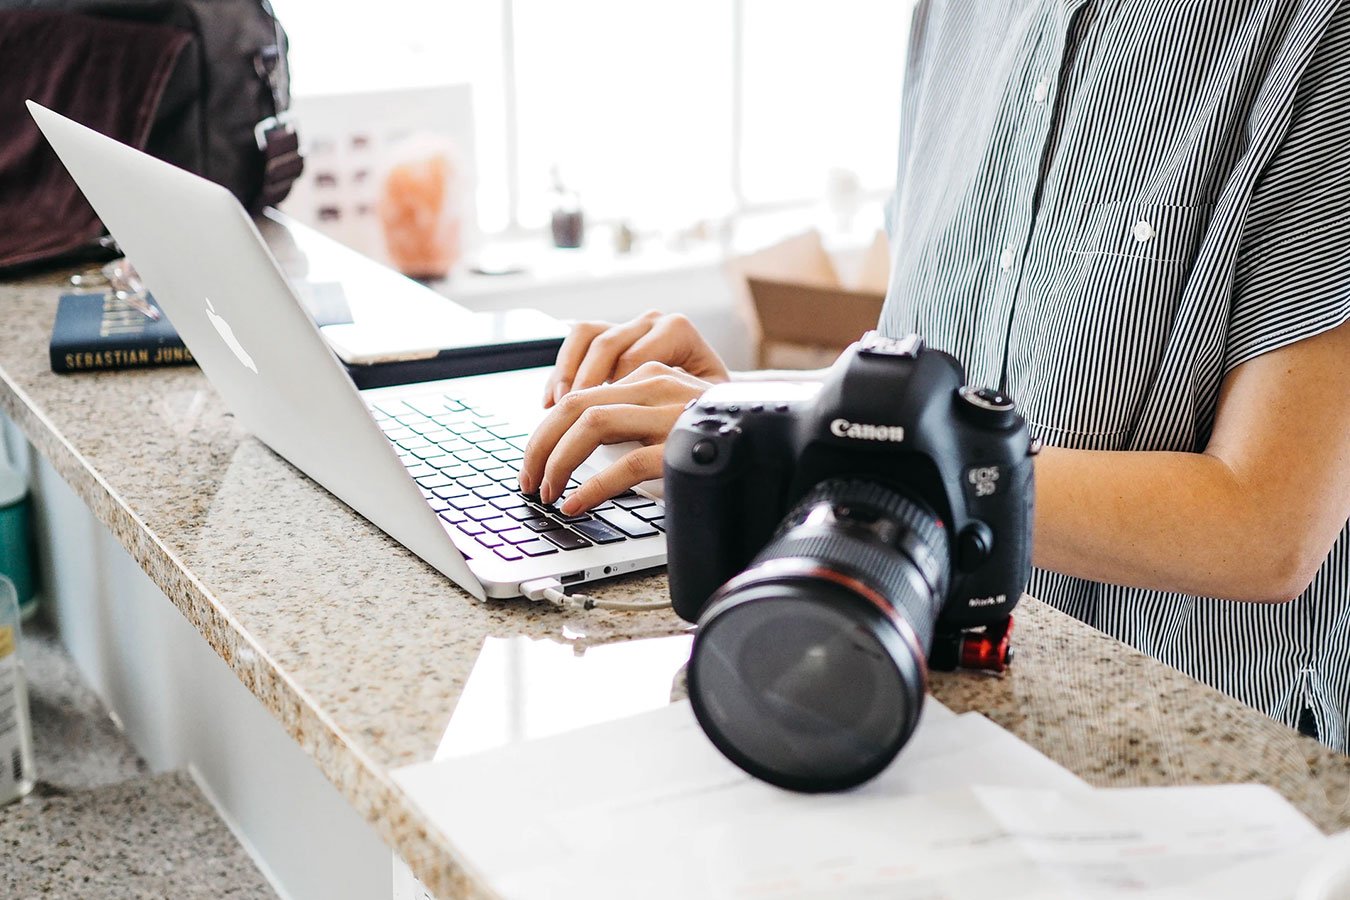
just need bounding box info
[561,571,585,585]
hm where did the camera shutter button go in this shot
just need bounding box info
[691,438,719,465]
[957,522,994,571]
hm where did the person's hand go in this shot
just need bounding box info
[520,362,712,513]
[542,310,729,408]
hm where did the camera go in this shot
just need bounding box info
[663,333,1036,792]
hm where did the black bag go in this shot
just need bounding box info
[0,0,303,271]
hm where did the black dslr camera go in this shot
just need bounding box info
[664,333,1036,792]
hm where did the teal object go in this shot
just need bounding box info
[0,464,35,620]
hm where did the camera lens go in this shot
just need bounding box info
[687,480,949,792]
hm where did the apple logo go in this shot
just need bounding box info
[204,296,258,374]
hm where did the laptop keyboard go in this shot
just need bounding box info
[369,393,664,562]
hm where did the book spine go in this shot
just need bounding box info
[50,342,195,374]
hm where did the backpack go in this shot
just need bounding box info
[0,0,302,271]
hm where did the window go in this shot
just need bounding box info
[271,0,912,237]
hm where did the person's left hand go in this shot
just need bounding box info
[518,362,712,513]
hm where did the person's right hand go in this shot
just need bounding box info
[542,310,730,407]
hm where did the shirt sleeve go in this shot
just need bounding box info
[1226,9,1350,373]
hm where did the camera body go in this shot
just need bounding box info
[665,333,1035,643]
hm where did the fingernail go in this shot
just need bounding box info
[560,495,579,515]
[518,472,534,493]
[540,480,554,503]
[554,382,569,402]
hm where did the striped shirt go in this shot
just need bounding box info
[880,0,1350,751]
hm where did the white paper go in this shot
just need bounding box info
[395,700,1329,899]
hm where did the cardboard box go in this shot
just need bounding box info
[731,229,890,369]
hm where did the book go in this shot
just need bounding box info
[48,289,564,387]
[49,291,194,373]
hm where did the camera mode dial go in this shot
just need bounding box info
[958,386,1018,428]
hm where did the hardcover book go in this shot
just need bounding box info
[49,292,194,373]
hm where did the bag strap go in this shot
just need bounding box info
[249,3,302,212]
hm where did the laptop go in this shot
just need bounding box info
[28,101,667,601]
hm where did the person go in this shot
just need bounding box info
[517,2,1350,752]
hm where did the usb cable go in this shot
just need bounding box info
[519,577,672,612]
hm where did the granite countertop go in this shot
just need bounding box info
[3,268,1349,899]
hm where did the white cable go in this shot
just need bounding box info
[519,577,672,612]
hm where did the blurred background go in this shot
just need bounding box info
[269,0,912,285]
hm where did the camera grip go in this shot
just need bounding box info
[664,410,793,622]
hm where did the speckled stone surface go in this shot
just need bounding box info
[20,620,148,793]
[0,771,276,898]
[3,262,1350,899]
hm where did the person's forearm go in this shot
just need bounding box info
[1033,446,1326,602]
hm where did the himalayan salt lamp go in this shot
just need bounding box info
[378,137,465,279]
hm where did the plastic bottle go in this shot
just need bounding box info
[0,460,36,621]
[0,574,35,805]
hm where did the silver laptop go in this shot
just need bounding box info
[29,101,666,601]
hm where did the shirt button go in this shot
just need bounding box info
[1132,220,1156,243]
[999,247,1015,271]
[1032,77,1050,104]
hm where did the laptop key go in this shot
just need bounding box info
[466,506,502,521]
[459,521,485,536]
[432,484,469,500]
[491,495,531,511]
[523,517,562,533]
[474,484,510,500]
[475,533,504,548]
[594,508,659,538]
[650,517,665,531]
[632,506,664,522]
[571,518,626,544]
[458,474,492,490]
[428,497,451,512]
[404,398,449,416]
[505,506,541,521]
[439,509,467,525]
[484,518,520,533]
[554,511,592,524]
[612,495,655,510]
[476,439,512,454]
[406,464,436,479]
[492,449,526,463]
[494,546,524,561]
[542,529,592,551]
[516,539,558,557]
[499,528,534,545]
[416,473,452,489]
